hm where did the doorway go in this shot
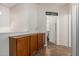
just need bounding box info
[45,12,72,56]
[46,15,57,45]
[46,12,58,45]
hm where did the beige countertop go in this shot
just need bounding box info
[9,32,45,39]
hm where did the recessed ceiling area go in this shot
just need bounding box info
[0,3,16,8]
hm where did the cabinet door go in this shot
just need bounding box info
[30,34,37,55]
[41,33,45,48]
[37,33,45,50]
[16,36,30,56]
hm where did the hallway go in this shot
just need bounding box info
[0,3,76,56]
[35,42,71,56]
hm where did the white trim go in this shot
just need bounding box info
[71,3,77,56]
[68,4,72,47]
[56,15,60,45]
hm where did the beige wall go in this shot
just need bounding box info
[0,5,10,32]
[58,5,69,46]
[10,3,38,32]
[0,5,10,56]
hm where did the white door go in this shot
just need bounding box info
[47,15,57,44]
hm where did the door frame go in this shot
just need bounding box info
[46,14,59,45]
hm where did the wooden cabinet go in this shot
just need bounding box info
[37,33,45,50]
[9,36,30,56]
[9,33,45,56]
[30,34,37,55]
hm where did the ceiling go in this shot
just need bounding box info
[37,3,69,7]
[0,3,16,8]
[0,3,69,8]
